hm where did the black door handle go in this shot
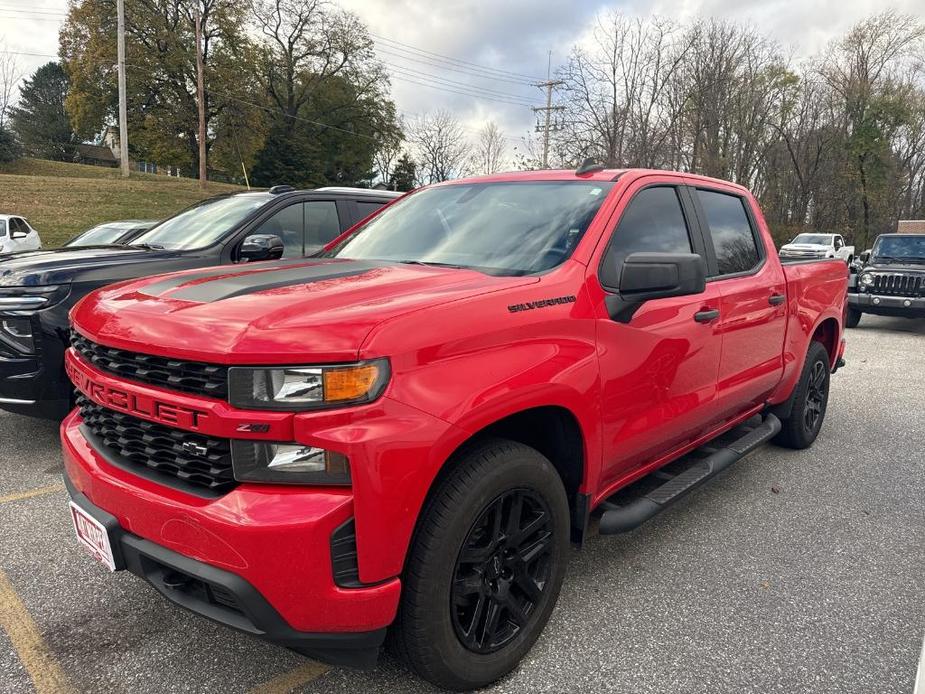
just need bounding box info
[694,309,720,323]
[769,293,786,305]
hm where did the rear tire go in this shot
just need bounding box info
[846,306,862,328]
[774,340,831,450]
[393,438,570,691]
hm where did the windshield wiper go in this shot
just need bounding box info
[130,242,165,250]
[397,260,468,270]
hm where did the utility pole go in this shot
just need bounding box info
[194,6,207,189]
[532,52,564,169]
[116,0,129,178]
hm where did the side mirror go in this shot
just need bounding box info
[10,228,28,240]
[860,250,871,263]
[603,252,707,323]
[240,234,284,262]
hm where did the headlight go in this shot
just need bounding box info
[860,273,874,286]
[0,285,69,311]
[231,440,350,485]
[228,359,389,410]
[0,317,34,354]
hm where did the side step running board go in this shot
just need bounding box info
[598,414,781,535]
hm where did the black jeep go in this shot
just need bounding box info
[848,233,925,327]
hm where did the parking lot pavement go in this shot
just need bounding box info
[1,315,923,694]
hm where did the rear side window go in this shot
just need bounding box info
[355,200,386,221]
[697,190,760,276]
[607,186,692,264]
[0,220,6,237]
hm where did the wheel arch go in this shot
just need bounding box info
[415,404,592,556]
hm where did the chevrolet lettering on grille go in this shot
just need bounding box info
[66,354,209,430]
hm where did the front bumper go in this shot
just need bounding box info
[848,292,925,317]
[0,316,71,419]
[61,411,401,665]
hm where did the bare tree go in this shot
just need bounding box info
[408,109,469,183]
[556,13,692,168]
[0,42,22,130]
[470,121,507,174]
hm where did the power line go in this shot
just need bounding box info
[385,64,534,105]
[0,6,68,16]
[371,33,543,82]
[389,74,533,108]
[0,50,59,59]
[0,13,64,22]
[375,45,534,87]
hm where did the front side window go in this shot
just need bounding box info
[327,181,614,275]
[606,186,692,266]
[697,190,760,276]
[132,193,272,251]
[305,201,341,248]
[251,203,305,257]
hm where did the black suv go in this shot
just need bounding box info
[848,233,925,327]
[0,186,401,418]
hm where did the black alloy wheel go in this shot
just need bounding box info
[803,360,828,433]
[451,489,553,654]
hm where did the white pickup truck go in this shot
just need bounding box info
[779,233,854,263]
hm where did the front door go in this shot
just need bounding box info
[594,179,726,490]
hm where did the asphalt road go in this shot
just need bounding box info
[1,314,923,694]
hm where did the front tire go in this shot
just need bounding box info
[846,306,862,328]
[394,438,570,691]
[774,340,831,449]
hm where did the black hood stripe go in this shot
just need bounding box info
[164,259,387,302]
[140,257,317,297]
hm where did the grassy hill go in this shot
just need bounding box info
[0,159,247,248]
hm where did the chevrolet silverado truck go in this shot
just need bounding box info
[0,186,399,419]
[847,233,925,327]
[61,168,847,691]
[779,232,854,264]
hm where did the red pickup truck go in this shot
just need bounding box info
[62,168,847,690]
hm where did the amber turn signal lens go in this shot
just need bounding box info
[324,363,382,402]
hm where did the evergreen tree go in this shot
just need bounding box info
[391,154,417,191]
[9,62,74,160]
[0,125,19,163]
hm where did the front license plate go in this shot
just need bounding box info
[69,501,116,571]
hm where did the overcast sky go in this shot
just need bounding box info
[1,0,922,152]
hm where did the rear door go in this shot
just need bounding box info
[594,178,726,487]
[689,185,786,418]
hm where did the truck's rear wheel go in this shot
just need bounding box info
[846,306,862,328]
[394,438,569,691]
[774,340,830,449]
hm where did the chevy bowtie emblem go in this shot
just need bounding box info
[180,440,209,457]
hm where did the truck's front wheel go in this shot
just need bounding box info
[394,438,570,691]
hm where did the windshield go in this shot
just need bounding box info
[326,181,614,275]
[791,234,831,245]
[131,194,272,250]
[872,235,925,261]
[68,223,135,247]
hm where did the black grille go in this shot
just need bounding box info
[71,332,228,400]
[78,396,237,496]
[871,273,924,297]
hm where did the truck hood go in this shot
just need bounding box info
[864,259,925,273]
[72,258,537,363]
[781,243,828,251]
[0,245,193,287]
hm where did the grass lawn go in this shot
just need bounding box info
[0,158,247,248]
